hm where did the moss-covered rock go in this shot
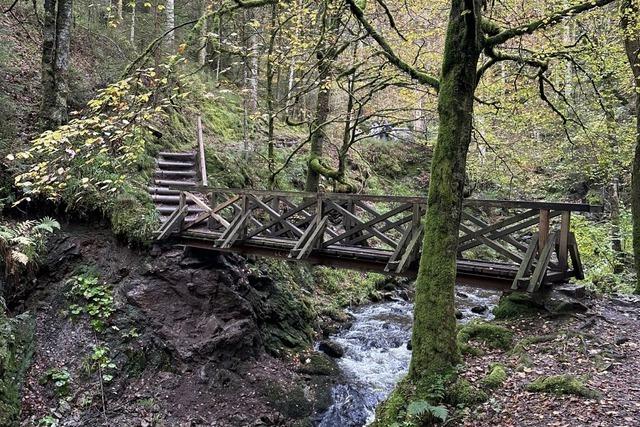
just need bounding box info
[261,382,313,419]
[481,364,507,389]
[0,308,36,427]
[457,321,513,355]
[446,378,488,406]
[493,292,541,319]
[526,374,599,398]
[297,352,339,377]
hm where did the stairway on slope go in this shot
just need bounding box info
[149,151,206,223]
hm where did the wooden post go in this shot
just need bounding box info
[196,115,208,186]
[558,211,571,272]
[315,193,324,249]
[538,209,550,252]
[179,192,186,230]
[208,191,216,230]
[240,194,248,239]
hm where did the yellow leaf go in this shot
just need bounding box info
[5,153,14,161]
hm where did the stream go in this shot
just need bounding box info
[316,286,500,427]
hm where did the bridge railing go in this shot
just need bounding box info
[154,186,602,292]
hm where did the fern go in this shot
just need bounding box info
[0,217,60,286]
[407,400,448,423]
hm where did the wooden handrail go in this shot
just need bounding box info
[160,185,603,213]
[196,115,208,186]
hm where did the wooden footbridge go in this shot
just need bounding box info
[150,147,601,292]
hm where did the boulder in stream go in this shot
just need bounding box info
[318,340,345,358]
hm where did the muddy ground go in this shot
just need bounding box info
[18,225,341,427]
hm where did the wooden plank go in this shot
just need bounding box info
[459,209,538,246]
[322,200,406,248]
[511,233,539,290]
[558,211,571,272]
[353,200,410,235]
[183,191,232,228]
[538,209,550,252]
[218,211,252,249]
[156,205,188,240]
[456,211,562,252]
[458,223,523,264]
[295,216,328,260]
[247,194,304,237]
[385,225,413,272]
[245,199,316,240]
[348,214,413,246]
[528,232,557,292]
[396,225,423,273]
[568,232,584,280]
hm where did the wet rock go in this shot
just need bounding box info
[318,340,344,358]
[297,352,339,376]
[455,310,464,319]
[406,339,412,350]
[471,305,488,314]
[615,336,631,345]
[542,290,588,315]
[555,284,586,299]
[610,294,640,308]
[456,291,469,299]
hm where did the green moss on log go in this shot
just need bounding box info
[526,374,599,398]
[457,321,513,355]
[481,364,507,389]
[0,309,35,427]
[492,292,540,319]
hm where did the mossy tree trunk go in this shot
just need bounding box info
[621,0,640,294]
[409,0,483,381]
[40,0,73,129]
[304,8,334,192]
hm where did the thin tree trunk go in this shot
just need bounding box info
[199,0,208,66]
[611,179,625,273]
[129,0,136,45]
[245,9,260,113]
[409,0,482,381]
[266,3,277,187]
[165,0,175,51]
[117,0,123,20]
[621,0,640,293]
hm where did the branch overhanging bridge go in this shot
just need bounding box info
[150,150,602,292]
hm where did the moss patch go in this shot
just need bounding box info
[481,364,507,389]
[446,378,488,406]
[493,292,541,319]
[526,374,599,398]
[261,382,313,419]
[457,321,513,355]
[297,352,339,377]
